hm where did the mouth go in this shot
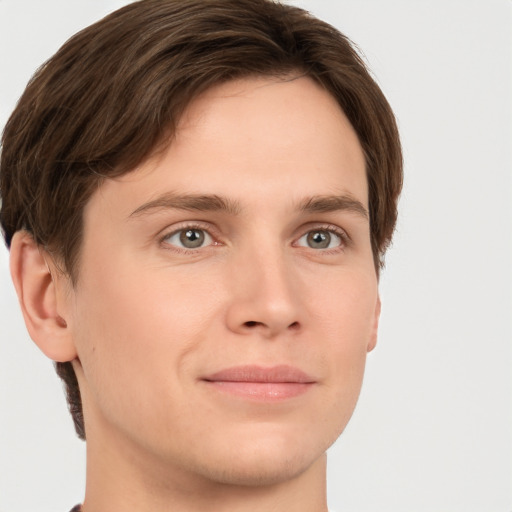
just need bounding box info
[201,365,316,401]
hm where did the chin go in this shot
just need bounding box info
[186,426,334,488]
[200,450,321,488]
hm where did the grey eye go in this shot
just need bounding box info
[165,228,212,249]
[297,230,342,249]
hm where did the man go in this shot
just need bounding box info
[0,1,402,511]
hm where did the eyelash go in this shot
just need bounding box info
[159,222,219,254]
[159,222,350,254]
[294,223,351,254]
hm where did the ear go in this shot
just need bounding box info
[367,294,381,353]
[9,231,77,362]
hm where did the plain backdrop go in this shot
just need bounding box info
[1,1,511,511]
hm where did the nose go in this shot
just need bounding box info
[225,245,303,338]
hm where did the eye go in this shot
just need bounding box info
[163,228,213,249]
[296,229,343,250]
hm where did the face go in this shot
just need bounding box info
[64,76,379,487]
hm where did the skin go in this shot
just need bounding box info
[11,76,380,512]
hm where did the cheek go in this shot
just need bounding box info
[310,265,378,342]
[311,269,377,395]
[70,258,221,423]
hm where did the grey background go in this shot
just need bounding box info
[1,1,511,511]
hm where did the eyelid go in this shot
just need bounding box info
[293,223,351,249]
[159,221,221,251]
[156,220,350,253]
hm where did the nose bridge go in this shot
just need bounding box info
[252,242,295,303]
[226,235,302,336]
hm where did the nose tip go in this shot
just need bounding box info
[225,254,303,338]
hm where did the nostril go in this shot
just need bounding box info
[243,320,300,330]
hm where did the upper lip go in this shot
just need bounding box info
[202,365,316,383]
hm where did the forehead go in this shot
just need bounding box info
[86,75,367,219]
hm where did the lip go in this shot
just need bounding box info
[201,365,316,401]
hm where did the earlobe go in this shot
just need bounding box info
[367,295,381,353]
[9,231,77,362]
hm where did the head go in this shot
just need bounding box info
[0,0,401,485]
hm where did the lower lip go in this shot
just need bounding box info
[204,381,313,401]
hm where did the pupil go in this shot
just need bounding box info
[180,229,204,248]
[308,231,330,249]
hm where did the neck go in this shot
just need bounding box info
[82,433,329,512]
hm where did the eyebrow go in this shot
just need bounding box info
[129,192,368,220]
[129,193,242,218]
[298,195,369,219]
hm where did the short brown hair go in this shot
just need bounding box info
[0,0,402,440]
